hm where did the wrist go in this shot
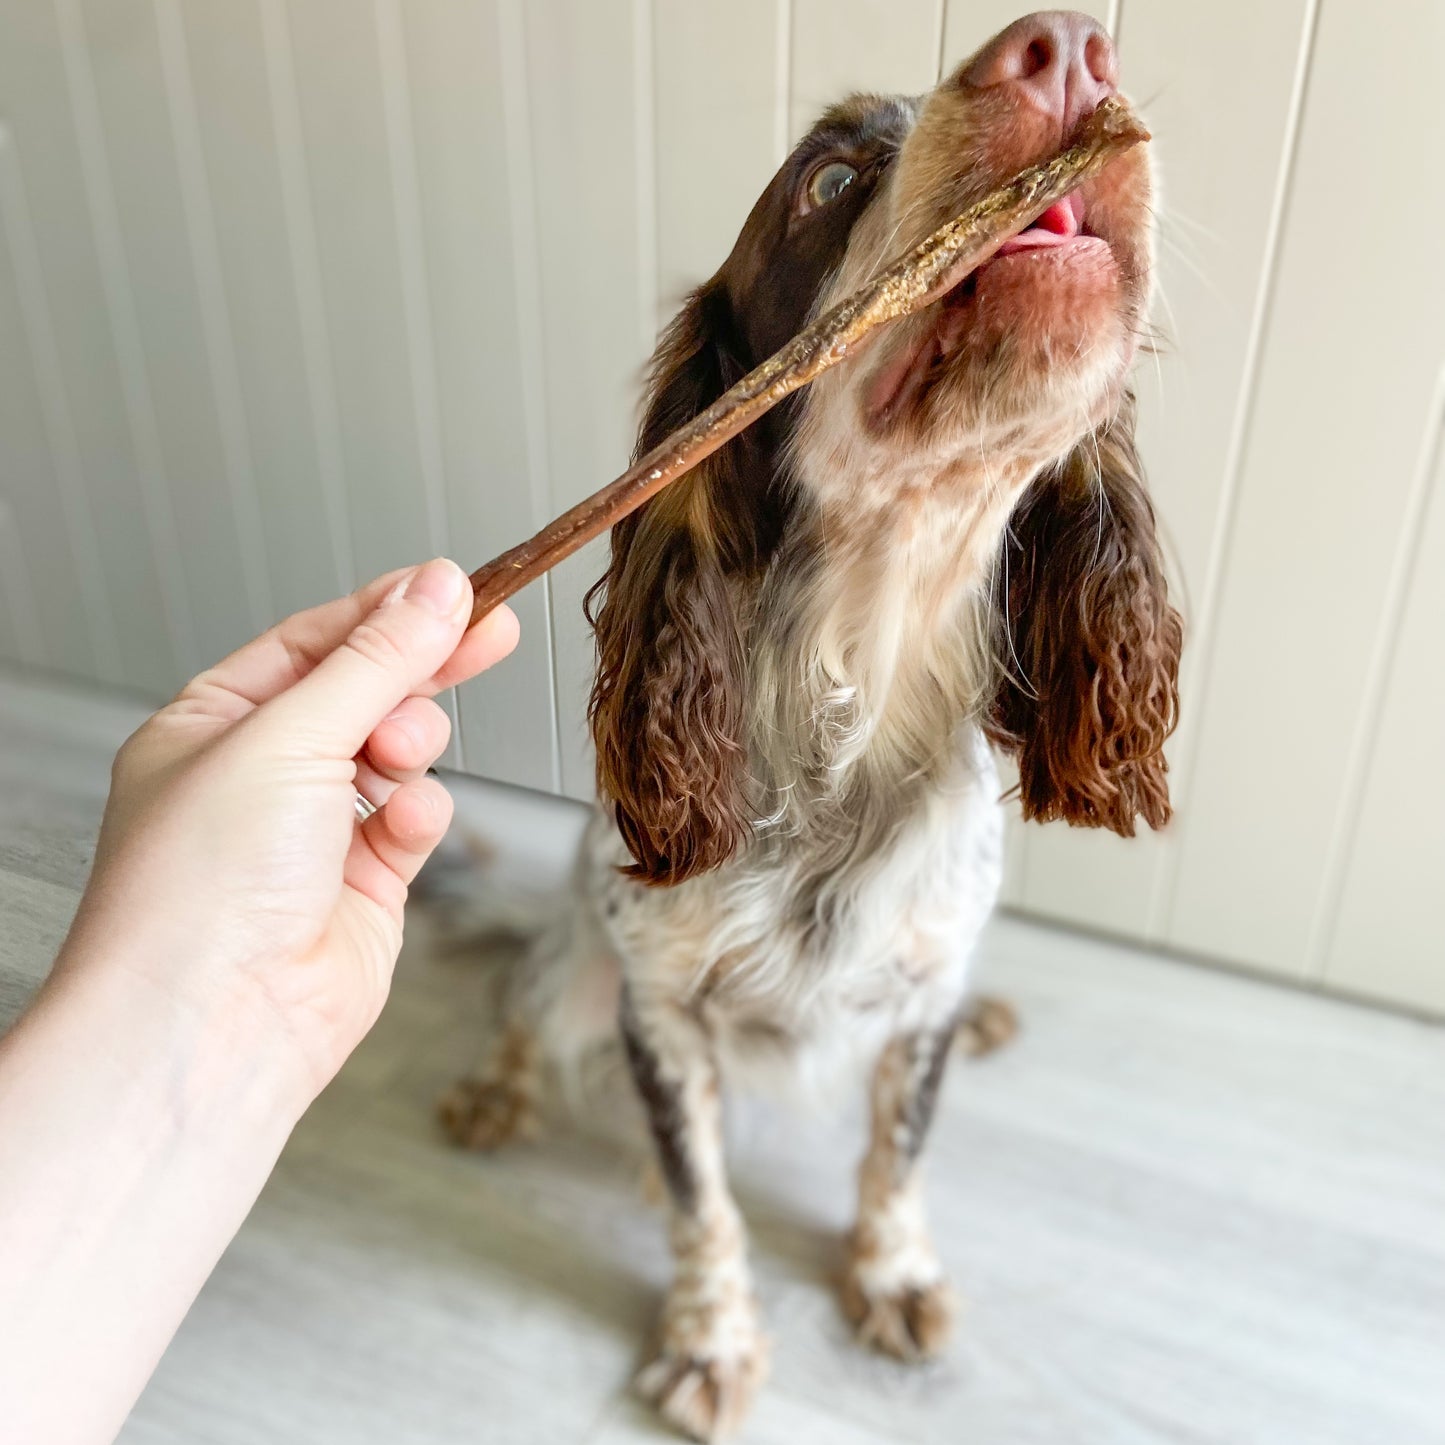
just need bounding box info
[46,924,319,1138]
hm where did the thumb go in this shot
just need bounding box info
[257,558,472,760]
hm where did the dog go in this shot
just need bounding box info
[440,10,1181,1439]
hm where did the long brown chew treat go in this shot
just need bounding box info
[468,97,1148,624]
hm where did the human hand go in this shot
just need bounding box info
[60,558,517,1100]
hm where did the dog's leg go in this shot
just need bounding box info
[622,987,767,1442]
[436,1018,542,1150]
[438,893,620,1151]
[843,1023,956,1360]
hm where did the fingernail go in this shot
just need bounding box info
[402,558,467,617]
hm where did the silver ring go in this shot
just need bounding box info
[354,791,379,822]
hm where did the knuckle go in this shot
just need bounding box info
[344,616,411,674]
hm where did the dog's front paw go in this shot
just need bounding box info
[636,1296,769,1441]
[842,1257,954,1361]
[954,994,1020,1058]
[436,1075,538,1150]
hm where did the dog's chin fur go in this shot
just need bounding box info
[798,81,1152,512]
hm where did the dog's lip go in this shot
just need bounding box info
[916,189,1089,304]
[862,190,1096,427]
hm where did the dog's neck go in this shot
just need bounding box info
[746,454,1031,836]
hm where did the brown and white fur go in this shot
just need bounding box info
[440,12,1181,1440]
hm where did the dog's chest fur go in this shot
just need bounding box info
[585,732,1001,1081]
[585,495,1008,1078]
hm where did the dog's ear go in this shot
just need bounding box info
[985,392,1183,835]
[586,283,776,886]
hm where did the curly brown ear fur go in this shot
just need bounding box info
[986,393,1183,835]
[585,285,785,886]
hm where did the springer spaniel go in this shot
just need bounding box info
[442,10,1181,1439]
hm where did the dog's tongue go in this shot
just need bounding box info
[996,193,1083,253]
[1035,197,1081,233]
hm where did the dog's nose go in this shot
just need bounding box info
[960,10,1117,135]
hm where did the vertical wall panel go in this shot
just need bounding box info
[176,1,351,622]
[654,2,782,316]
[0,129,114,682]
[399,0,560,792]
[70,0,270,664]
[76,0,269,665]
[282,0,434,588]
[1324,397,1445,1013]
[1012,0,1316,941]
[522,0,651,800]
[0,0,185,693]
[791,0,942,141]
[0,500,44,668]
[372,0,466,770]
[152,0,274,632]
[0,183,94,676]
[1163,0,1445,978]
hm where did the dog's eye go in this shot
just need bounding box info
[804,160,859,212]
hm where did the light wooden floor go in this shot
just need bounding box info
[2,665,1443,1445]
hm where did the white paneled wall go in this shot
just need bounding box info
[1,1,1441,1014]
[1163,0,1445,1003]
[1326,392,1445,1013]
